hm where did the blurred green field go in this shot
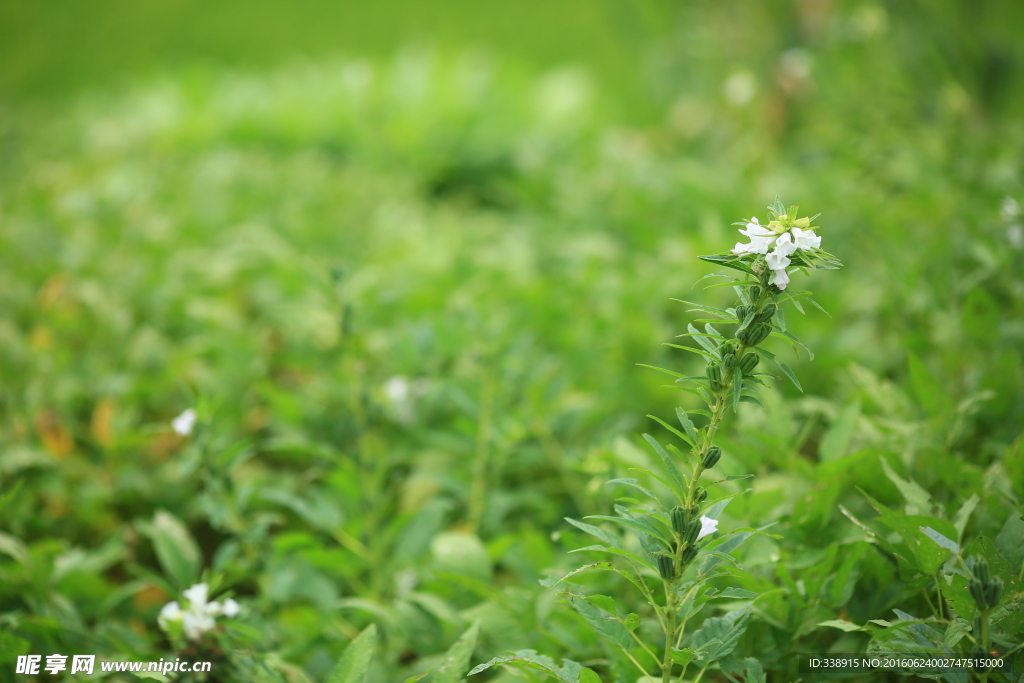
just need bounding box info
[1,2,1023,682]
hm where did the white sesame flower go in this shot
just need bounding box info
[158,583,240,641]
[732,218,777,255]
[791,227,821,251]
[765,251,791,271]
[221,598,240,617]
[158,601,182,630]
[772,231,798,257]
[697,516,719,541]
[172,408,197,436]
[182,583,209,606]
[770,268,791,290]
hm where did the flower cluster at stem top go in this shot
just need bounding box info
[158,583,240,641]
[731,214,822,290]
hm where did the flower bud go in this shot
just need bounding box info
[657,554,676,580]
[755,304,777,323]
[702,446,722,469]
[738,352,759,374]
[671,506,688,534]
[681,544,699,564]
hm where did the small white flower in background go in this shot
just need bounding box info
[697,515,719,541]
[171,408,197,436]
[383,375,428,425]
[158,582,240,641]
[221,598,240,617]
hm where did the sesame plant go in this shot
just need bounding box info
[470,200,842,682]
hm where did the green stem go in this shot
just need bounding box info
[662,582,677,680]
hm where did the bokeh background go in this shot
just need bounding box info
[1,1,1022,681]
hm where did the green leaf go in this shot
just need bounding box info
[642,433,687,501]
[586,594,618,615]
[624,613,641,631]
[147,510,202,591]
[327,624,377,683]
[880,458,932,515]
[698,253,755,276]
[689,604,753,664]
[670,648,696,667]
[569,596,633,649]
[688,323,719,355]
[819,400,860,461]
[995,511,1024,571]
[564,518,621,549]
[818,619,864,632]
[605,478,657,500]
[953,495,979,541]
[584,515,672,547]
[672,299,735,319]
[432,622,480,683]
[918,526,959,553]
[647,414,695,447]
[717,587,759,599]
[467,650,586,681]
[578,669,602,683]
[754,347,802,392]
[675,407,701,445]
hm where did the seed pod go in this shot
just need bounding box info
[681,544,699,564]
[986,577,1003,608]
[746,323,771,347]
[706,363,723,383]
[706,363,724,391]
[748,286,762,301]
[683,519,701,546]
[671,506,688,534]
[738,352,759,374]
[735,305,754,323]
[689,505,700,520]
[971,649,988,673]
[657,554,676,580]
[702,446,722,469]
[695,487,708,504]
[723,354,737,369]
[736,326,752,345]
[968,556,989,584]
[755,304,777,323]
[969,578,988,610]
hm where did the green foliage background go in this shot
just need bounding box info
[1,1,1022,681]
